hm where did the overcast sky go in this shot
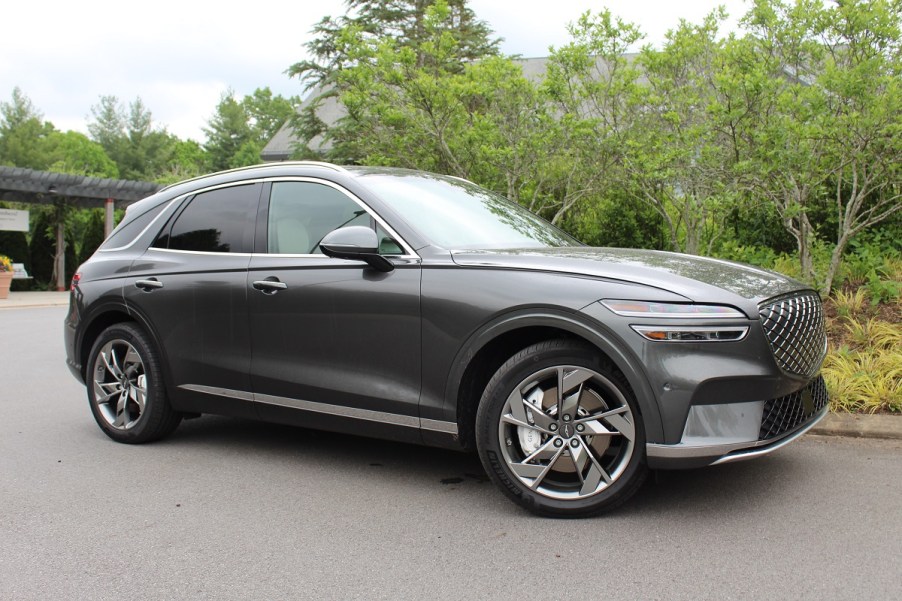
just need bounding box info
[1,1,750,142]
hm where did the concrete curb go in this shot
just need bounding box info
[0,291,70,309]
[810,413,902,441]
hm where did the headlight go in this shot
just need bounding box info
[600,300,746,319]
[600,300,749,343]
[630,325,749,342]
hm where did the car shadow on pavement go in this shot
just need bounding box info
[162,414,810,519]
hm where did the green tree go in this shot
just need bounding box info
[0,87,56,169]
[628,9,737,254]
[203,87,300,170]
[287,0,499,157]
[44,131,119,177]
[87,95,179,181]
[730,0,902,292]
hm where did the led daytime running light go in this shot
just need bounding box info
[601,300,745,319]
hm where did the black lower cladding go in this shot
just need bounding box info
[759,375,828,440]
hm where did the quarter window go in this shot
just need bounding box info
[154,184,258,253]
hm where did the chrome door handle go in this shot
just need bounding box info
[135,278,163,291]
[252,279,288,293]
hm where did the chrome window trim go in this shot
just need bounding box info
[262,176,419,258]
[97,197,180,252]
[178,384,458,435]
[146,248,255,258]
[103,179,268,253]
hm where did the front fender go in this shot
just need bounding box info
[441,308,664,445]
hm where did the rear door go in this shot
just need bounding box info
[247,179,423,435]
[124,182,261,416]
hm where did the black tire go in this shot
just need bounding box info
[86,322,181,444]
[476,339,647,517]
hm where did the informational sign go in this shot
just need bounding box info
[0,209,29,232]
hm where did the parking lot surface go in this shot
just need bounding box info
[2,306,900,600]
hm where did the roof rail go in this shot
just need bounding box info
[158,161,349,192]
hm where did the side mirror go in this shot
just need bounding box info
[319,226,394,273]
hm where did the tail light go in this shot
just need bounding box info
[70,272,81,292]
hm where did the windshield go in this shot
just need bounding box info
[359,172,580,250]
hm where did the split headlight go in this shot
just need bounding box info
[600,300,750,342]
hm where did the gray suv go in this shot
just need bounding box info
[65,162,828,517]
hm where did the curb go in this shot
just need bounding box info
[810,413,902,441]
[0,292,70,309]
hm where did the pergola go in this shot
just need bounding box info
[0,166,162,290]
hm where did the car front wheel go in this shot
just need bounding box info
[87,323,181,444]
[476,339,647,517]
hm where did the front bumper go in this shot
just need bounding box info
[646,376,829,469]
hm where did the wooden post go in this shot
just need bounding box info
[55,220,66,291]
[104,198,115,238]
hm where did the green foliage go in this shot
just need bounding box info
[27,210,55,287]
[44,131,119,177]
[824,345,902,413]
[288,0,499,92]
[203,87,299,171]
[87,95,181,181]
[0,227,30,290]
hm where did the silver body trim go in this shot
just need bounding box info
[180,384,254,402]
[646,405,828,464]
[177,385,458,435]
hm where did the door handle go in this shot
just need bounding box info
[135,278,163,291]
[252,279,288,294]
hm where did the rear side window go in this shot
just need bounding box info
[99,201,167,250]
[154,184,259,253]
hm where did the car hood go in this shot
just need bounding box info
[450,247,811,317]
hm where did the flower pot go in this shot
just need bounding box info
[0,271,13,299]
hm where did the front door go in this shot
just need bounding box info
[247,180,422,436]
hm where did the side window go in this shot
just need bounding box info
[99,201,167,250]
[268,182,401,255]
[154,184,257,253]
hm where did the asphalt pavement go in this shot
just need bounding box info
[1,305,900,600]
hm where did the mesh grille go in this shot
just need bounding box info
[759,292,827,377]
[759,376,828,440]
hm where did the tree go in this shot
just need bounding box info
[288,0,499,91]
[627,10,737,255]
[286,0,499,157]
[87,95,179,181]
[44,131,119,178]
[203,87,300,170]
[0,87,56,169]
[731,0,902,292]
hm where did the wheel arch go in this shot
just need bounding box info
[447,310,663,451]
[78,307,136,380]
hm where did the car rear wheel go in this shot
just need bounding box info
[87,323,181,444]
[476,339,647,517]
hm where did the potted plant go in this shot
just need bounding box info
[0,255,13,299]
